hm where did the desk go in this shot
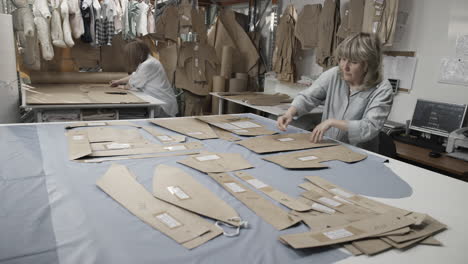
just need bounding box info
[210,92,323,116]
[394,141,468,178]
[22,90,166,122]
[1,114,468,264]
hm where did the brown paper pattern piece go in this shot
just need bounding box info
[207,172,301,230]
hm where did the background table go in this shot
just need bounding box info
[22,90,166,122]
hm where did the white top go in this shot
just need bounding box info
[129,55,178,117]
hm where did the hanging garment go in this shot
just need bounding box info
[123,0,139,40]
[112,0,123,33]
[316,0,340,69]
[50,0,66,48]
[272,5,297,83]
[294,4,321,49]
[69,0,85,39]
[61,0,75,47]
[147,5,155,33]
[337,0,365,39]
[362,0,400,46]
[96,0,115,46]
[32,5,54,60]
[135,1,148,36]
[155,4,178,41]
[120,0,129,36]
[80,0,93,43]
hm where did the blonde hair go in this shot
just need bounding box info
[124,40,151,73]
[335,33,383,89]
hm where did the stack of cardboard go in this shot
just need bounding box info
[281,176,446,256]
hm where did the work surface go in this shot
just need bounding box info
[1,114,467,264]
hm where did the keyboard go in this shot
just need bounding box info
[392,134,446,152]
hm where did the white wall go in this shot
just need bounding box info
[0,14,20,123]
[277,0,468,124]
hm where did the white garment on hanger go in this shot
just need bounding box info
[112,0,123,33]
[136,1,149,36]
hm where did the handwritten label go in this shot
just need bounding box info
[106,143,131,149]
[196,155,220,161]
[225,182,246,193]
[330,188,354,198]
[157,135,172,141]
[298,155,318,161]
[212,122,239,130]
[87,122,106,126]
[247,179,268,189]
[278,137,294,142]
[164,145,187,151]
[318,197,342,207]
[312,203,336,214]
[72,135,84,140]
[187,132,203,135]
[323,228,354,240]
[167,186,190,200]
[156,213,181,228]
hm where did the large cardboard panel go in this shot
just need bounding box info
[197,115,276,136]
[151,117,218,140]
[178,152,253,173]
[207,173,301,230]
[66,129,92,160]
[153,165,241,226]
[279,211,416,249]
[237,133,337,154]
[263,145,367,169]
[235,171,312,212]
[96,164,221,249]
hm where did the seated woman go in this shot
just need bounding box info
[110,40,178,117]
[277,33,393,152]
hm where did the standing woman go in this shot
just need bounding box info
[110,40,178,117]
[277,33,393,152]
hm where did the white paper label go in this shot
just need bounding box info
[106,143,131,149]
[333,195,352,204]
[318,197,342,207]
[212,122,239,130]
[233,129,248,133]
[188,131,203,135]
[247,179,268,189]
[164,145,187,151]
[156,213,181,228]
[298,155,318,161]
[182,15,189,21]
[230,121,261,129]
[323,228,354,240]
[330,188,354,198]
[157,135,172,141]
[312,203,336,214]
[278,137,294,142]
[167,186,190,200]
[196,155,220,161]
[225,182,246,193]
[72,135,84,140]
[87,122,106,126]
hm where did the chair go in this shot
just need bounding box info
[378,131,397,158]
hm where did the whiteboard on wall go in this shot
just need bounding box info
[0,14,20,123]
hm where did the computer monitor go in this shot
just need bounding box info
[410,99,467,137]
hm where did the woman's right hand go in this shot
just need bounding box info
[109,80,120,87]
[277,113,293,131]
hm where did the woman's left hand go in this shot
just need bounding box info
[310,119,334,143]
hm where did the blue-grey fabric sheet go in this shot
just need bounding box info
[0,114,412,264]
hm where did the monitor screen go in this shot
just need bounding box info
[410,99,467,137]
